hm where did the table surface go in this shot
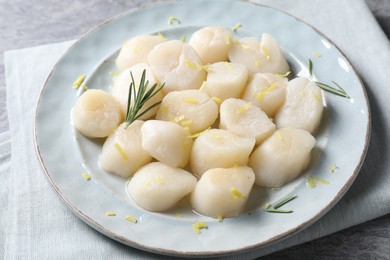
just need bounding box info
[1,0,390,259]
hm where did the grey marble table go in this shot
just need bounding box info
[1,0,390,259]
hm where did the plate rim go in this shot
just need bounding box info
[33,0,372,257]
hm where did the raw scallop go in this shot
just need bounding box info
[249,128,316,188]
[127,162,197,212]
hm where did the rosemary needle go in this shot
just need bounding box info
[274,195,298,209]
[124,69,164,128]
[308,58,313,76]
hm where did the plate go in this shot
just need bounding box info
[34,0,370,257]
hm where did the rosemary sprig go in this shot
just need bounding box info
[264,195,297,214]
[315,81,350,99]
[274,195,298,209]
[124,69,164,128]
[308,58,313,76]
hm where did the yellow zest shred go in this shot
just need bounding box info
[230,188,245,200]
[184,98,198,104]
[276,131,283,140]
[311,91,321,103]
[106,212,116,217]
[155,176,166,185]
[240,44,250,50]
[73,74,86,89]
[188,127,211,139]
[110,71,119,77]
[125,215,138,223]
[231,22,242,32]
[256,82,277,101]
[192,222,207,234]
[330,163,338,173]
[82,172,91,181]
[277,71,291,78]
[199,80,206,91]
[161,104,169,114]
[212,96,223,105]
[261,46,270,60]
[255,60,261,67]
[167,16,181,25]
[311,176,330,185]
[236,102,252,114]
[312,51,322,57]
[158,32,167,40]
[185,60,203,71]
[81,84,89,91]
[180,34,186,42]
[217,214,223,222]
[114,142,128,161]
[306,176,329,189]
[226,34,231,45]
[181,120,192,127]
[264,202,271,210]
[172,115,185,123]
[175,213,182,218]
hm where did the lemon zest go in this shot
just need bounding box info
[256,82,277,101]
[255,60,261,67]
[199,81,206,91]
[188,127,211,139]
[277,71,291,78]
[226,34,231,45]
[236,102,252,114]
[73,74,85,89]
[230,188,245,200]
[114,142,128,161]
[184,98,198,104]
[231,22,242,32]
[330,163,338,173]
[109,71,119,77]
[312,91,321,103]
[158,32,167,40]
[276,131,283,140]
[181,120,192,127]
[185,60,203,71]
[192,222,207,234]
[175,213,183,218]
[167,16,181,25]
[81,84,89,91]
[180,34,186,42]
[312,51,322,57]
[125,215,138,223]
[82,172,91,181]
[106,212,116,217]
[217,214,223,222]
[261,46,270,60]
[264,202,271,210]
[212,96,223,105]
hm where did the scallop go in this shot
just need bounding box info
[141,120,193,168]
[190,166,255,218]
[127,162,197,212]
[203,62,248,101]
[156,89,218,134]
[188,26,232,64]
[99,121,152,178]
[115,35,166,72]
[242,73,288,117]
[228,34,289,75]
[249,128,316,188]
[274,77,323,133]
[190,129,255,177]
[72,89,122,138]
[219,98,276,145]
[111,63,164,120]
[147,40,206,94]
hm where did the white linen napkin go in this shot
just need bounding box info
[3,0,390,258]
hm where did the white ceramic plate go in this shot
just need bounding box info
[34,0,370,257]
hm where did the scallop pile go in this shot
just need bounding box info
[71,26,323,219]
